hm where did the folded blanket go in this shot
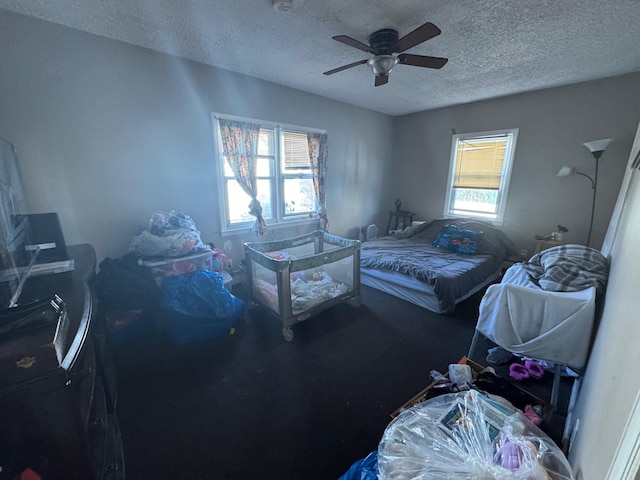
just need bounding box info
[525,244,608,296]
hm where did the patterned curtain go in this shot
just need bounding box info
[307,132,329,232]
[218,119,267,236]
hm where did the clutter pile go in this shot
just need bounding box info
[377,391,573,479]
[341,389,571,479]
[128,210,207,258]
[395,360,550,426]
[97,210,244,345]
[424,362,546,427]
[340,358,572,479]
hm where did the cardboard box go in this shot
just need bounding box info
[391,356,552,422]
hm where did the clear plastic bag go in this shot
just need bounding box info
[378,390,573,479]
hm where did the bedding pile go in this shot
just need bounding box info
[524,244,608,296]
[129,210,206,258]
[291,272,349,313]
[253,271,349,314]
[361,218,516,276]
[360,218,516,313]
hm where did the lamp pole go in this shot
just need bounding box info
[586,156,599,247]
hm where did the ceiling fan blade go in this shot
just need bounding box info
[398,53,448,69]
[392,22,441,53]
[332,35,375,54]
[323,59,368,76]
[375,74,389,87]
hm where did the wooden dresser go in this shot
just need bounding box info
[0,244,124,480]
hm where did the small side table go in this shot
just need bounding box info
[534,239,566,254]
[387,210,415,234]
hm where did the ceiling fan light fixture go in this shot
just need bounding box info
[367,55,398,76]
[325,22,447,85]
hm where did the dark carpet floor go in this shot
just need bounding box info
[112,284,566,479]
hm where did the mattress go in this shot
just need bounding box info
[361,266,500,314]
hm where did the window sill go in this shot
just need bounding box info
[221,218,320,237]
[443,214,503,226]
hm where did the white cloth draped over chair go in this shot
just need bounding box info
[474,263,596,371]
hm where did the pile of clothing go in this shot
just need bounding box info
[129,210,206,258]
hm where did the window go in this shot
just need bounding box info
[213,114,321,231]
[443,129,518,223]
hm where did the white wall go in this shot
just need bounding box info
[568,123,640,479]
[0,10,395,264]
[391,74,640,477]
[392,75,640,255]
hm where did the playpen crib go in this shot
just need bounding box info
[244,231,361,341]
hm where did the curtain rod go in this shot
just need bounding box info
[212,112,327,135]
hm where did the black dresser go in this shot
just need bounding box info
[0,244,125,479]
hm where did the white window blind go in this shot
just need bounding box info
[258,128,275,156]
[453,137,508,190]
[283,131,311,170]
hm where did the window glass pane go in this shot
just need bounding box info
[283,131,311,171]
[226,180,252,223]
[223,157,234,177]
[451,188,498,217]
[255,156,271,177]
[226,179,272,223]
[223,156,271,177]
[256,179,273,219]
[283,178,316,214]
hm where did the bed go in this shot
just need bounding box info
[360,218,517,314]
[243,230,361,341]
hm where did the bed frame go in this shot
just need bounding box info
[360,266,501,314]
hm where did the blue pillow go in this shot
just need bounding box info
[433,224,483,255]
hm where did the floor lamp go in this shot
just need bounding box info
[557,138,613,247]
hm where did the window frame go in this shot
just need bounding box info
[212,113,324,233]
[443,128,519,224]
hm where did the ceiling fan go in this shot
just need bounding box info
[323,21,448,86]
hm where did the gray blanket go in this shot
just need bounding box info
[525,244,609,296]
[361,219,515,312]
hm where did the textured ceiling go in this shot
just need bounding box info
[2,0,640,116]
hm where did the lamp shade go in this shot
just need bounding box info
[583,138,613,154]
[557,166,574,177]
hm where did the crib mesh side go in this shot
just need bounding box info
[244,231,360,327]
